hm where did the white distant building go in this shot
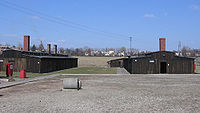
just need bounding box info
[104,52,109,56]
[118,52,125,57]
[0,46,11,52]
[109,50,114,54]
[109,50,115,56]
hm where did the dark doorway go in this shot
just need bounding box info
[160,62,167,73]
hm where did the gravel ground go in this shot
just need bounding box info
[1,74,200,113]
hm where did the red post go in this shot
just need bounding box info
[194,64,196,70]
[19,70,26,78]
[6,63,13,77]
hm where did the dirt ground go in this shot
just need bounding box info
[1,74,200,113]
[76,56,121,67]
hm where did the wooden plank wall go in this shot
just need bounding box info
[122,52,194,74]
[0,50,78,73]
[123,58,132,74]
[26,57,40,73]
[109,59,124,67]
[0,58,27,72]
[39,58,78,73]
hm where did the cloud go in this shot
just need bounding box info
[34,37,46,41]
[164,12,168,16]
[57,16,63,19]
[47,40,67,45]
[190,5,200,10]
[144,14,155,18]
[58,40,67,43]
[31,16,40,19]
[31,37,47,45]
[0,34,18,38]
[47,41,57,45]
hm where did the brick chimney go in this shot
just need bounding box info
[54,45,57,54]
[159,38,166,51]
[47,44,51,54]
[24,35,30,51]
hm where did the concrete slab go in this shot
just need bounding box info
[0,79,9,82]
[117,67,130,74]
[0,74,125,89]
[0,74,60,89]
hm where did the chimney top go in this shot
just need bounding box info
[54,45,57,54]
[159,38,166,51]
[47,44,51,54]
[24,35,30,51]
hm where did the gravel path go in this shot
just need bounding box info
[1,74,200,113]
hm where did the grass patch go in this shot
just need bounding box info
[76,56,122,67]
[0,56,120,78]
[0,71,52,78]
[0,67,117,78]
[56,67,117,74]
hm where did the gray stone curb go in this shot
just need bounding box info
[0,74,60,89]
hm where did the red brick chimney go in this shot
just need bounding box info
[159,38,166,51]
[24,35,30,51]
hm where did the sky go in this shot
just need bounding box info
[0,0,199,51]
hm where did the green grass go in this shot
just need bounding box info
[56,67,117,74]
[0,67,117,78]
[0,71,50,78]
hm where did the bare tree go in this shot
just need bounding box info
[38,41,44,52]
[182,46,191,57]
[31,44,37,51]
[12,45,16,48]
[17,42,22,50]
[120,46,126,52]
[5,43,10,47]
[59,47,65,54]
[83,46,89,51]
[109,48,114,51]
[75,48,84,56]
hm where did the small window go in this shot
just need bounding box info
[149,60,154,63]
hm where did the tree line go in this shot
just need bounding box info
[1,42,200,57]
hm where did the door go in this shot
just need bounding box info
[160,62,167,73]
